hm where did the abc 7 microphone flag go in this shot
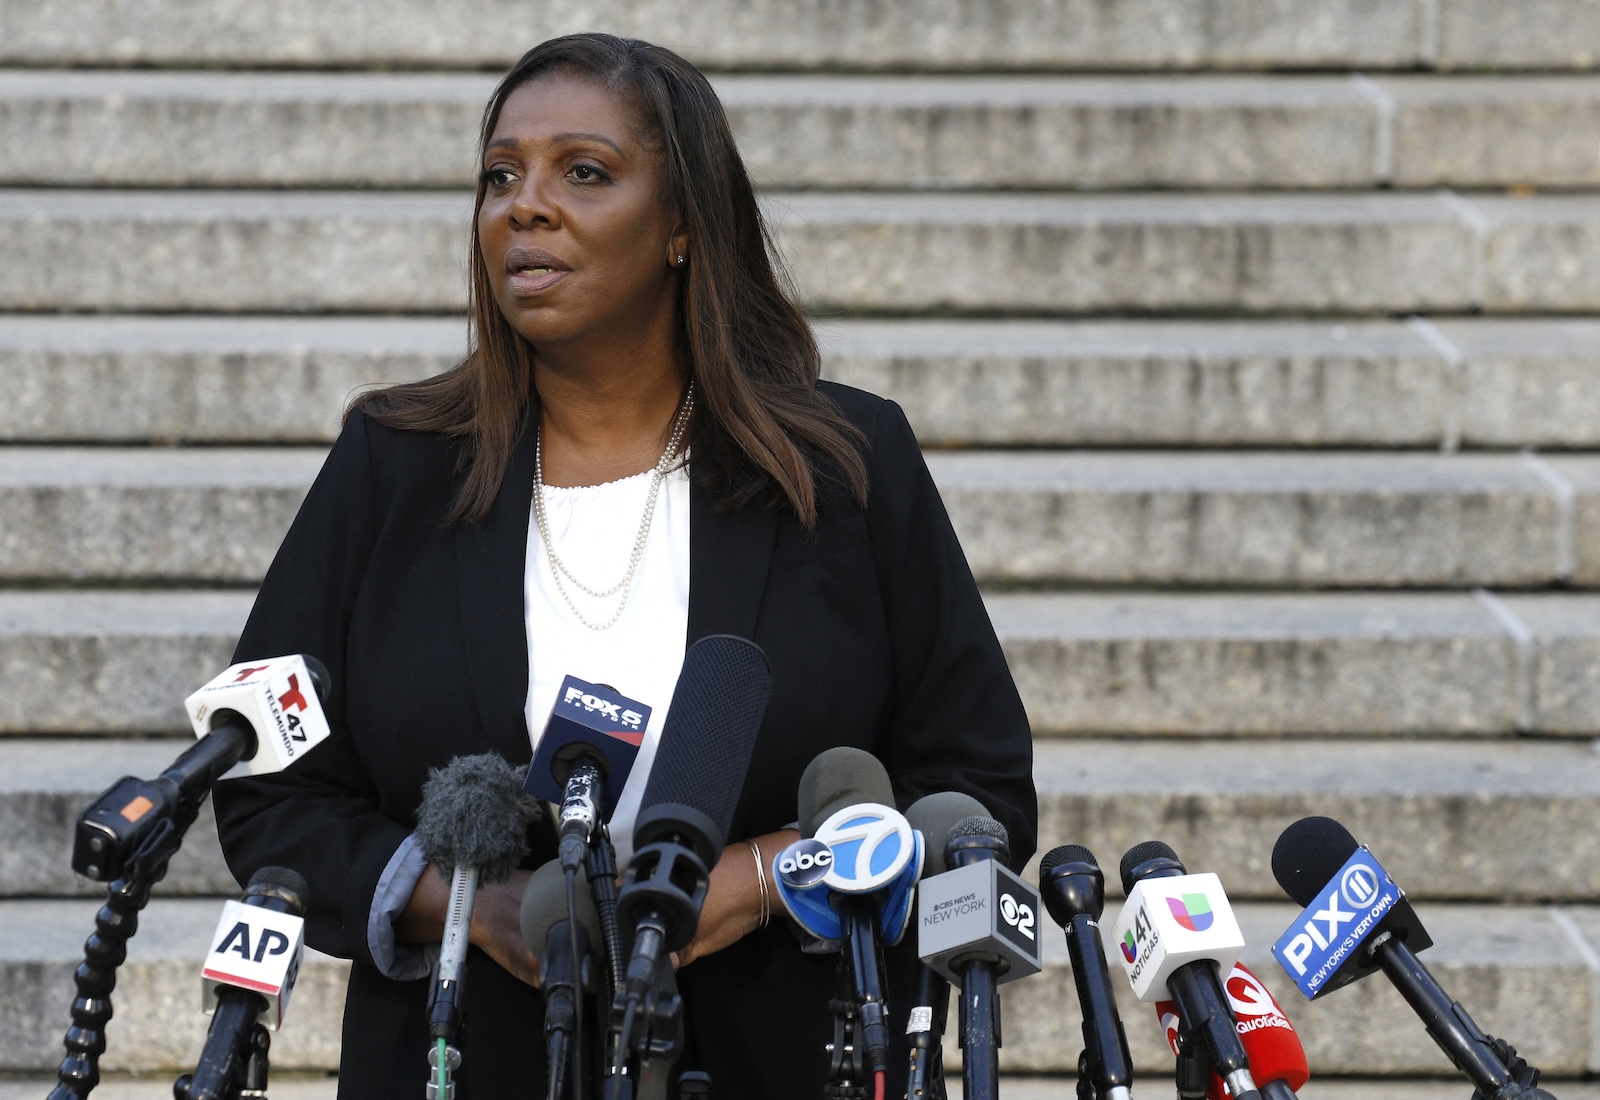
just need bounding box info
[773,802,922,943]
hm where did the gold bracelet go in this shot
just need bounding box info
[748,838,770,928]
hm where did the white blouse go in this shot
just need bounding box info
[523,463,691,867]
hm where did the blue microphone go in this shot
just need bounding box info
[773,747,924,1084]
[524,675,650,872]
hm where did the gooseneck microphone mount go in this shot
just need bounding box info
[48,833,183,1100]
[50,657,332,1100]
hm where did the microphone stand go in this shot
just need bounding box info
[585,827,624,1003]
[174,1018,272,1100]
[49,807,197,1098]
[604,950,685,1100]
[825,959,869,1100]
[956,957,1000,1100]
[1367,932,1558,1100]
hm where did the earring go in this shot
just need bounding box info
[676,255,686,266]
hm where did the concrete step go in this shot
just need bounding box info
[1,740,237,898]
[978,1084,1600,1100]
[0,591,250,735]
[990,591,1600,737]
[0,1076,339,1100]
[3,590,1596,738]
[2,897,1597,1077]
[1003,901,1600,1077]
[3,0,1594,72]
[5,1080,1595,1100]
[0,0,1444,72]
[0,898,348,1075]
[9,736,1600,903]
[6,189,1599,315]
[1030,738,1600,903]
[932,450,1600,588]
[0,448,322,583]
[4,447,1595,587]
[10,72,1600,191]
[8,316,1600,450]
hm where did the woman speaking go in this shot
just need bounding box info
[214,33,1036,1099]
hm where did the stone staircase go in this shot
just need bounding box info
[2,1,1599,1096]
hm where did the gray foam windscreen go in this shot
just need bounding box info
[799,746,895,838]
[519,859,602,958]
[904,791,987,875]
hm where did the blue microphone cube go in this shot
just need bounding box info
[1271,846,1431,1000]
[524,676,650,817]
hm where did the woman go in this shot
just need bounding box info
[215,33,1035,1099]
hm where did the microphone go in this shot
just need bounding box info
[613,636,772,1058]
[775,747,922,945]
[917,816,1040,1100]
[523,676,650,871]
[1155,962,1310,1100]
[773,747,925,1088]
[175,866,310,1100]
[522,861,603,1100]
[73,655,333,882]
[1113,841,1259,1100]
[1038,844,1132,1100]
[901,791,986,1100]
[414,753,542,1076]
[1269,817,1554,1100]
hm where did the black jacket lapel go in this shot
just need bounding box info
[455,426,538,763]
[687,474,778,643]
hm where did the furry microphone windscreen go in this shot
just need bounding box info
[415,752,542,883]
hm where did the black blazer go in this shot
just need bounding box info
[214,382,1037,1099]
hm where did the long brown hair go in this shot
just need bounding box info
[353,33,868,527]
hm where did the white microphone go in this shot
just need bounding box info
[184,655,334,778]
[1113,841,1258,1100]
[73,654,334,883]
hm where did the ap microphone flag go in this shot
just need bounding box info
[199,874,308,1030]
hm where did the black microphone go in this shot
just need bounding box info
[942,816,1010,1100]
[1118,841,1260,1100]
[901,792,987,1100]
[614,636,772,1056]
[1039,844,1133,1100]
[414,753,542,1071]
[522,860,603,1100]
[1270,817,1556,1100]
[175,867,310,1100]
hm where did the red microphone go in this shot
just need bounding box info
[1155,961,1310,1100]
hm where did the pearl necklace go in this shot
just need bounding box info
[532,383,695,632]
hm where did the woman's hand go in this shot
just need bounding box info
[396,865,541,988]
[469,869,540,986]
[674,828,800,969]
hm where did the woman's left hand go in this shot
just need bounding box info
[674,827,799,968]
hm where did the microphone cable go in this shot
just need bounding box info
[563,862,588,1100]
[585,830,624,1001]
